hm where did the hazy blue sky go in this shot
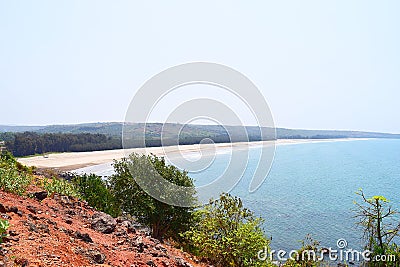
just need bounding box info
[1,1,399,133]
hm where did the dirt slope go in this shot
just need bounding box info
[0,188,207,267]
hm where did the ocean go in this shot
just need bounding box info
[74,139,400,252]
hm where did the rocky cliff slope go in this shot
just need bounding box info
[0,188,206,267]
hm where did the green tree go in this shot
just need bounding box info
[354,189,400,258]
[183,193,271,267]
[109,153,196,240]
[72,173,121,217]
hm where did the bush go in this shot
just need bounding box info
[182,193,271,267]
[109,153,196,240]
[0,152,31,195]
[0,218,9,243]
[42,177,80,198]
[282,235,321,267]
[72,173,120,217]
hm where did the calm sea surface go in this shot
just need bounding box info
[75,139,400,251]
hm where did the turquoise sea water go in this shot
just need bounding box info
[75,139,400,251]
[181,139,400,251]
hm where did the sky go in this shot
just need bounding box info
[1,1,399,133]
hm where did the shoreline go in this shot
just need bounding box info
[17,138,371,171]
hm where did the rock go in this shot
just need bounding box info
[75,247,106,264]
[156,244,167,253]
[8,230,18,236]
[116,216,124,223]
[87,249,106,264]
[114,230,127,237]
[136,236,144,253]
[175,257,193,267]
[14,257,29,267]
[0,214,11,220]
[28,213,39,220]
[0,248,6,257]
[45,218,57,226]
[0,203,6,213]
[121,220,136,233]
[37,223,50,234]
[66,209,76,215]
[120,220,130,227]
[3,236,19,242]
[74,231,93,243]
[26,205,37,214]
[146,260,156,267]
[151,250,166,258]
[149,237,160,244]
[33,191,48,201]
[162,260,171,266]
[7,206,18,213]
[136,236,143,245]
[25,222,38,232]
[91,212,117,234]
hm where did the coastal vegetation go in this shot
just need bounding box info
[2,122,400,140]
[1,132,121,157]
[41,176,80,198]
[182,193,271,267]
[72,173,121,217]
[354,189,400,264]
[0,218,9,243]
[109,153,197,240]
[283,235,321,267]
[2,122,400,157]
[0,152,32,195]
[1,150,399,266]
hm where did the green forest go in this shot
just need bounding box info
[0,132,121,157]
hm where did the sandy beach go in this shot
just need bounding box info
[17,138,369,171]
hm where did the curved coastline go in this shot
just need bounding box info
[17,138,371,171]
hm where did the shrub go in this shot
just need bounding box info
[283,235,321,267]
[0,152,31,195]
[42,177,80,198]
[182,193,271,267]
[109,153,196,240]
[72,173,120,217]
[0,218,9,243]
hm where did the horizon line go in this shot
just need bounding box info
[1,121,400,135]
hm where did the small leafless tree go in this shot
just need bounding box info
[354,189,400,253]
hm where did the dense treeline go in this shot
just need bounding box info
[2,132,122,157]
[279,134,347,139]
[0,130,351,157]
[4,131,256,157]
